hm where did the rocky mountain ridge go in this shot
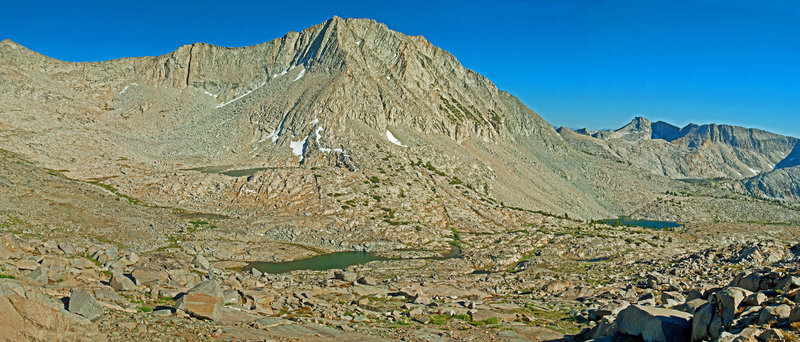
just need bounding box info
[0,17,685,221]
[560,117,800,201]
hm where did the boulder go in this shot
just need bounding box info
[646,272,670,288]
[590,317,617,340]
[0,295,106,341]
[357,276,377,286]
[222,289,240,305]
[93,289,130,306]
[742,292,767,307]
[468,308,499,322]
[691,301,726,341]
[685,289,704,302]
[776,275,800,291]
[57,242,75,255]
[758,328,785,342]
[789,305,800,323]
[333,270,357,282]
[118,252,139,266]
[615,305,691,342]
[590,301,629,321]
[26,266,47,284]
[638,292,656,306]
[174,280,223,320]
[109,271,136,291]
[661,291,685,307]
[192,254,210,270]
[131,268,166,286]
[714,287,747,327]
[757,304,791,325]
[674,298,706,314]
[412,294,431,305]
[731,272,762,292]
[68,289,104,321]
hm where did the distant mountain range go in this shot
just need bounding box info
[558,117,800,201]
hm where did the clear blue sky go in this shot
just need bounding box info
[2,1,798,136]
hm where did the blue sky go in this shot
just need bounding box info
[2,0,798,136]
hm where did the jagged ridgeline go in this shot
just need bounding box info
[559,117,800,201]
[1,16,675,220]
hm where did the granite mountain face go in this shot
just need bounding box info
[0,16,682,224]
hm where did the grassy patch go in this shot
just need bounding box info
[520,305,584,334]
[430,314,449,325]
[89,181,146,206]
[446,228,462,248]
[82,253,104,268]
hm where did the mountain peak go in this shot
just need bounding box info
[651,121,681,141]
[0,39,29,51]
[611,116,652,141]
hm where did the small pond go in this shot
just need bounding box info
[220,167,273,177]
[249,246,460,274]
[600,216,682,229]
[182,165,234,174]
[182,165,275,178]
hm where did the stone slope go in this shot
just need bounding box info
[0,17,687,221]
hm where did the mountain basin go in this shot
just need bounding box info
[249,246,461,274]
[601,216,682,229]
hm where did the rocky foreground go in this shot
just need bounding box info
[3,218,800,341]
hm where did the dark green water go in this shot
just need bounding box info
[183,165,275,178]
[220,167,273,177]
[250,247,461,274]
[601,216,681,229]
[183,165,233,174]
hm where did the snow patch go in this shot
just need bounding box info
[319,147,344,153]
[356,40,361,46]
[290,136,308,161]
[748,167,760,175]
[309,117,319,125]
[272,67,288,78]
[315,126,323,141]
[260,131,279,143]
[386,130,406,147]
[215,80,267,108]
[118,83,138,95]
[202,90,218,98]
[386,75,391,80]
[293,67,306,82]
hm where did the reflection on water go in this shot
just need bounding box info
[601,216,681,229]
[182,165,233,174]
[220,168,273,177]
[183,165,276,178]
[250,246,461,274]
